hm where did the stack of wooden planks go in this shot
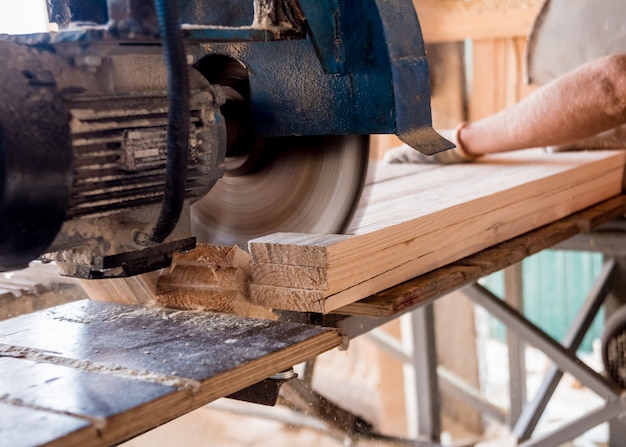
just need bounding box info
[81,245,275,320]
[248,149,626,313]
[156,245,252,313]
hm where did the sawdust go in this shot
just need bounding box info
[0,343,200,392]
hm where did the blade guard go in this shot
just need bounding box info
[298,0,453,155]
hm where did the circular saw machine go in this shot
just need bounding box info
[0,0,451,278]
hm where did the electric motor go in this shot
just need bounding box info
[0,40,226,277]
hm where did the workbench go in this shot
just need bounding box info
[2,149,626,447]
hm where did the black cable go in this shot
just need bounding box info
[148,0,190,243]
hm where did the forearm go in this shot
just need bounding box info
[459,54,626,156]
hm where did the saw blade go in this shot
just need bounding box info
[190,134,369,247]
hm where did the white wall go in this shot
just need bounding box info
[0,0,48,34]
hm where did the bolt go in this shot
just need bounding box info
[270,368,297,380]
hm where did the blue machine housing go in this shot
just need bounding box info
[33,0,451,155]
[185,0,452,155]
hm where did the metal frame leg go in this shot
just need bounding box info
[400,304,441,442]
[513,258,618,441]
[519,400,626,447]
[465,283,615,399]
[464,282,623,446]
[504,264,527,426]
[367,319,508,428]
[413,305,441,441]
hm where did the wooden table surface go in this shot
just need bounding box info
[0,300,341,447]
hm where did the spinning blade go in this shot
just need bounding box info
[191,134,369,247]
[190,56,368,247]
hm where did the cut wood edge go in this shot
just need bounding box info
[79,272,159,306]
[81,244,275,320]
[335,195,626,317]
[156,244,275,319]
[249,233,353,266]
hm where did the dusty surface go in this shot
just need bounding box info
[121,339,398,447]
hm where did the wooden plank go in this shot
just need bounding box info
[155,244,271,317]
[362,161,441,188]
[79,272,159,306]
[335,195,626,317]
[427,42,467,129]
[81,245,274,318]
[0,300,342,446]
[469,37,539,122]
[0,402,96,447]
[248,150,626,313]
[414,0,543,43]
[252,151,625,269]
[0,356,179,446]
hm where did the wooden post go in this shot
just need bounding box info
[469,37,538,122]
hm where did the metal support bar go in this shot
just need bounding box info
[364,328,507,425]
[519,399,626,447]
[301,359,316,387]
[463,283,617,400]
[601,256,626,447]
[364,329,411,363]
[274,311,400,340]
[609,415,626,447]
[333,314,403,339]
[504,264,527,426]
[437,367,507,424]
[514,258,618,441]
[402,305,441,441]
